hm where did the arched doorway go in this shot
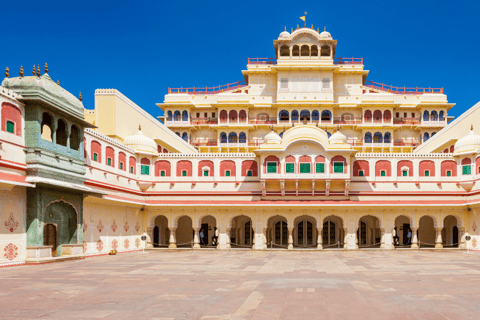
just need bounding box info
[153,215,169,247]
[418,216,435,247]
[443,215,458,247]
[295,216,316,247]
[322,215,344,248]
[267,216,288,249]
[176,216,193,247]
[200,215,217,246]
[357,215,381,248]
[394,215,412,246]
[230,215,252,248]
[43,223,57,256]
[44,201,78,256]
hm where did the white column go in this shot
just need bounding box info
[435,228,443,249]
[317,228,323,249]
[411,227,419,249]
[193,228,200,249]
[288,228,293,250]
[168,228,177,249]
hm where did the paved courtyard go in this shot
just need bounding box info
[1,250,480,319]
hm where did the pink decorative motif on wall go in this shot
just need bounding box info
[83,223,88,233]
[111,219,117,233]
[83,241,88,253]
[473,221,477,233]
[472,238,477,249]
[135,221,140,232]
[4,213,19,233]
[112,239,118,250]
[96,240,103,252]
[97,220,104,233]
[124,221,129,233]
[124,239,130,249]
[135,238,140,248]
[4,243,18,261]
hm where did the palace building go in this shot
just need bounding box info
[1,27,480,266]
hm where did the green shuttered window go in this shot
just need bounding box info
[300,163,310,173]
[267,162,277,173]
[6,121,14,134]
[285,163,295,173]
[316,163,325,173]
[463,165,471,175]
[333,162,344,173]
[141,165,149,175]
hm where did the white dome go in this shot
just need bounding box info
[453,127,480,155]
[279,30,290,38]
[319,27,332,39]
[328,130,347,145]
[124,127,158,155]
[264,130,282,144]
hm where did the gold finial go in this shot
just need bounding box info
[471,124,474,131]
[139,124,142,131]
[5,67,9,78]
[297,24,299,30]
[44,63,48,74]
[79,92,83,101]
[284,26,286,31]
[57,80,60,85]
[32,65,36,76]
[36,65,41,76]
[324,26,326,31]
[311,24,314,29]
[317,27,319,33]
[19,65,24,77]
[291,28,293,33]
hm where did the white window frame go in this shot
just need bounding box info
[267,161,278,173]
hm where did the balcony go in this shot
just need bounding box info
[333,57,363,65]
[248,57,363,65]
[168,80,247,95]
[191,139,218,147]
[219,118,249,125]
[393,139,419,147]
[248,58,278,65]
[165,118,189,126]
[249,117,277,125]
[191,118,217,125]
[393,117,421,125]
[364,80,443,94]
[333,117,362,125]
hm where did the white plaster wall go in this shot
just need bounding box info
[0,187,26,266]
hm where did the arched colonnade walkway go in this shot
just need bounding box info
[146,210,467,250]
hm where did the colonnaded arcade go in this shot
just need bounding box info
[1,25,480,266]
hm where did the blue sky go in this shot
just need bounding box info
[2,0,480,119]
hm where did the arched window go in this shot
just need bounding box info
[41,112,53,142]
[300,110,310,121]
[229,110,238,122]
[439,111,445,121]
[167,111,172,121]
[321,110,332,122]
[321,45,330,56]
[56,119,68,147]
[279,132,284,138]
[182,110,188,121]
[280,45,289,57]
[174,111,181,121]
[292,45,300,56]
[279,110,289,121]
[365,132,372,143]
[239,110,247,122]
[220,110,228,123]
[364,110,372,123]
[384,132,391,143]
[228,132,238,143]
[327,132,331,138]
[238,132,247,143]
[70,125,80,151]
[301,45,310,56]
[312,110,319,121]
[239,132,246,143]
[431,111,438,121]
[311,45,318,56]
[383,110,392,122]
[220,132,227,143]
[175,132,180,137]
[423,132,430,142]
[432,132,436,136]
[182,132,188,142]
[373,132,383,143]
[373,110,382,123]
[423,110,429,121]
[291,110,299,121]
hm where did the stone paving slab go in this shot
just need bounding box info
[0,251,480,319]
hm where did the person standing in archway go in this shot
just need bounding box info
[406,229,412,245]
[200,230,205,246]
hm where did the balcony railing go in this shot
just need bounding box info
[364,80,443,94]
[333,57,363,65]
[191,118,217,125]
[333,117,362,124]
[191,139,218,147]
[248,58,277,65]
[393,117,421,125]
[393,139,419,147]
[168,80,247,95]
[249,117,277,124]
[219,118,248,124]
